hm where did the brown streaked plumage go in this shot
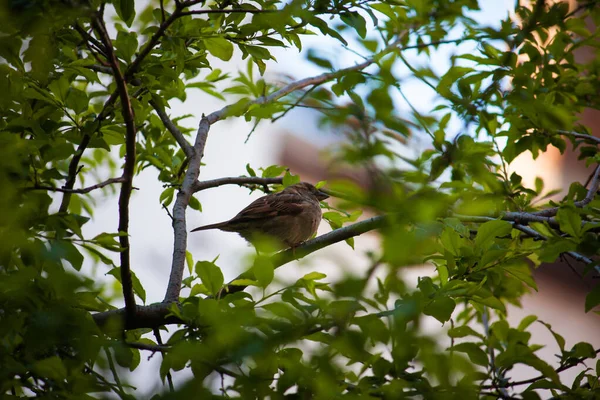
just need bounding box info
[191,182,329,248]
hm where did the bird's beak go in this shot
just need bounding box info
[316,190,329,201]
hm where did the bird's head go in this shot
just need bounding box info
[289,182,329,201]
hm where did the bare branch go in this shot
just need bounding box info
[27,177,125,194]
[164,117,210,302]
[93,302,180,330]
[126,341,170,352]
[150,100,194,158]
[533,164,600,217]
[73,23,108,57]
[179,8,277,17]
[557,129,600,145]
[193,176,283,192]
[205,33,408,125]
[92,15,138,320]
[85,64,113,74]
[30,178,124,194]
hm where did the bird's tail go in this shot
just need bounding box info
[190,222,228,232]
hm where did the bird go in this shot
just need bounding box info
[190,182,329,250]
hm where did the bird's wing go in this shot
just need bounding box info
[230,192,305,223]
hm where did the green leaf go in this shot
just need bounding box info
[504,261,538,290]
[585,285,600,312]
[261,165,286,178]
[115,0,136,26]
[518,315,538,331]
[130,270,146,303]
[450,342,488,366]
[253,256,274,288]
[115,31,138,63]
[262,302,302,324]
[186,251,194,275]
[65,88,89,114]
[32,356,67,380]
[48,76,70,102]
[93,232,125,252]
[189,196,202,211]
[50,240,84,271]
[205,37,234,61]
[556,208,582,239]
[282,171,300,187]
[340,12,367,38]
[570,342,596,359]
[424,296,456,323]
[160,187,175,206]
[195,260,224,296]
[447,326,484,339]
[299,272,327,281]
[475,220,512,250]
[107,267,146,303]
[246,163,257,177]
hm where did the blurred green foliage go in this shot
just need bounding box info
[1,0,600,398]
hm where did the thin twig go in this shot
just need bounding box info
[104,347,128,399]
[556,129,600,145]
[153,327,174,392]
[205,32,409,126]
[73,23,108,57]
[179,8,277,17]
[482,348,600,389]
[85,64,113,74]
[92,15,138,320]
[159,0,166,22]
[162,204,174,221]
[27,177,125,194]
[126,341,170,352]
[533,164,600,217]
[193,176,283,192]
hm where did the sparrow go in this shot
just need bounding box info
[191,182,329,249]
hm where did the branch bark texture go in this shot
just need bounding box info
[163,117,210,302]
[93,16,138,319]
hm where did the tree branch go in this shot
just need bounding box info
[93,215,386,329]
[92,15,138,320]
[482,348,600,389]
[179,8,277,17]
[193,176,283,192]
[163,117,210,302]
[205,33,408,125]
[27,177,125,194]
[93,302,181,330]
[125,341,170,352]
[149,99,195,158]
[73,23,108,58]
[533,164,600,217]
[222,215,387,296]
[456,214,599,274]
[557,129,600,145]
